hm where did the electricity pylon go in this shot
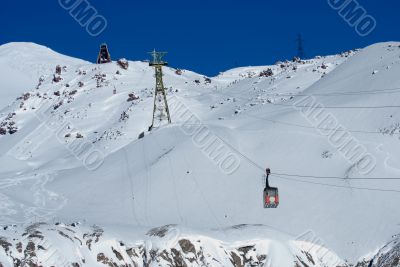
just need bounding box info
[296,34,305,59]
[148,50,171,131]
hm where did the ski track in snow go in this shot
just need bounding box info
[0,172,67,225]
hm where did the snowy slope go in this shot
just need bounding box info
[1,42,400,266]
[0,42,88,109]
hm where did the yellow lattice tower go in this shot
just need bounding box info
[148,50,171,131]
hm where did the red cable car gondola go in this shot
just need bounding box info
[264,168,279,208]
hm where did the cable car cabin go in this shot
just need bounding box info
[264,187,279,208]
[97,43,112,64]
[264,168,279,208]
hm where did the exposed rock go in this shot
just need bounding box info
[117,58,129,70]
[366,236,400,267]
[0,237,12,253]
[147,225,176,237]
[55,65,62,75]
[127,93,139,102]
[259,68,274,77]
[53,101,63,110]
[119,111,129,122]
[179,239,196,255]
[292,56,301,63]
[53,74,62,83]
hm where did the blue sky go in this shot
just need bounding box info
[1,0,399,76]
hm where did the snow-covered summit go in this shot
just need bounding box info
[0,42,88,109]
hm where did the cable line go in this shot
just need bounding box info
[274,172,400,180]
[168,98,400,191]
[205,89,400,135]
[238,87,400,98]
[275,175,400,193]
[269,102,400,109]
[240,113,400,135]
[206,128,400,193]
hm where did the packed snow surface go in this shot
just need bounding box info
[1,42,400,266]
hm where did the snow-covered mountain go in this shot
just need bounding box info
[0,223,346,267]
[1,42,400,266]
[0,43,88,109]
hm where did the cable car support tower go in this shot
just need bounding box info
[148,50,171,131]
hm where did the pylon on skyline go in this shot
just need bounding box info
[296,34,305,59]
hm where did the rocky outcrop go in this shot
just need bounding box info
[356,235,400,267]
[0,223,342,267]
